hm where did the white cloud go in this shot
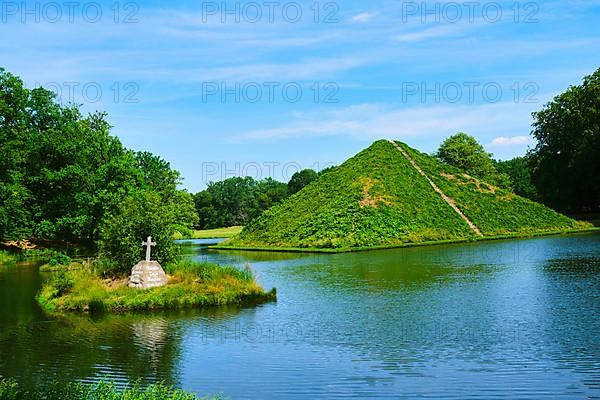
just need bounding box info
[393,25,467,42]
[165,56,369,82]
[238,102,533,142]
[491,136,531,146]
[350,12,378,23]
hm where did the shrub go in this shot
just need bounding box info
[48,253,72,267]
[50,270,74,297]
[98,190,197,276]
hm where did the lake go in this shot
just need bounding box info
[1,234,599,398]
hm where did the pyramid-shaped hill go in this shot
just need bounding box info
[222,140,590,251]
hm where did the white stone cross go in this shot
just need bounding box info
[142,236,156,261]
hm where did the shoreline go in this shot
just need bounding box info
[211,227,600,254]
[175,226,243,240]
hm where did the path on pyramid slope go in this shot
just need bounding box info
[387,140,483,237]
[395,141,584,236]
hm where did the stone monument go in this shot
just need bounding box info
[129,236,168,289]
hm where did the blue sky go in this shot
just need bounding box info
[2,0,599,192]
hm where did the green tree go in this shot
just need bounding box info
[496,157,539,200]
[167,190,199,238]
[0,68,34,240]
[288,169,318,195]
[193,190,218,229]
[436,132,509,187]
[0,67,145,242]
[135,151,181,192]
[0,67,192,246]
[256,178,288,210]
[210,177,258,227]
[26,109,142,241]
[529,68,600,212]
[98,189,198,275]
[193,177,289,229]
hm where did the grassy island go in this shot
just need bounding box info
[218,140,595,252]
[37,259,276,313]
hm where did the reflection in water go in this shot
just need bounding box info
[0,233,599,398]
[537,255,600,391]
[132,318,170,375]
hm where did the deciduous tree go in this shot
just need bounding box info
[529,68,600,212]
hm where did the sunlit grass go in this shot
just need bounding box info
[37,259,275,313]
[224,140,593,251]
[0,250,17,264]
[176,226,243,239]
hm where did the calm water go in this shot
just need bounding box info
[1,234,599,398]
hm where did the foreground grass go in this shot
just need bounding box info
[176,226,243,239]
[37,259,275,312]
[0,378,220,400]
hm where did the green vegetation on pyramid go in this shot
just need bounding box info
[223,140,589,251]
[396,141,583,236]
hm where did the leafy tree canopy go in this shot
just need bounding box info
[495,157,539,201]
[436,132,509,187]
[0,67,198,265]
[529,68,600,212]
[194,177,288,229]
[288,169,318,195]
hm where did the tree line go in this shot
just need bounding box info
[193,168,332,229]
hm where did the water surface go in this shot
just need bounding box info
[1,234,599,398]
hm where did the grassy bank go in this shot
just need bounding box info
[214,227,600,253]
[0,378,220,399]
[176,226,243,240]
[0,250,18,264]
[0,248,74,266]
[37,259,276,312]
